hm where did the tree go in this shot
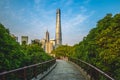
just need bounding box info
[0,23,53,73]
[0,23,24,71]
[51,45,72,58]
[68,14,120,79]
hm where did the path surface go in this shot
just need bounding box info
[42,60,86,80]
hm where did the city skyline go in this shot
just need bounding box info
[0,0,120,45]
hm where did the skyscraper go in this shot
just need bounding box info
[41,9,62,53]
[45,30,50,53]
[46,30,49,42]
[55,9,62,46]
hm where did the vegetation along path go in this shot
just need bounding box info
[42,60,86,80]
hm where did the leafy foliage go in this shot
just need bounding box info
[51,45,72,58]
[21,44,52,66]
[52,14,120,79]
[0,23,52,72]
[70,14,120,79]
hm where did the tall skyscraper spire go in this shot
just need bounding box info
[41,9,62,54]
[46,30,49,42]
[55,8,62,46]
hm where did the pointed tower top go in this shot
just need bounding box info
[46,30,48,33]
[46,30,49,42]
[56,8,60,14]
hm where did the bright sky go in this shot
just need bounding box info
[0,0,120,45]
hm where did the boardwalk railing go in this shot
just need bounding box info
[69,57,115,80]
[0,59,56,80]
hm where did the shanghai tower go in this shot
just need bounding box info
[55,9,62,46]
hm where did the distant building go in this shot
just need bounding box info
[55,8,62,47]
[31,39,41,45]
[41,9,62,54]
[40,39,46,50]
[21,36,28,45]
[10,34,18,42]
[41,31,55,53]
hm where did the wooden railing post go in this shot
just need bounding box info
[23,68,27,80]
[34,66,37,78]
[41,62,44,74]
[1,75,5,80]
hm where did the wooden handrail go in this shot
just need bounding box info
[69,57,115,80]
[0,59,56,80]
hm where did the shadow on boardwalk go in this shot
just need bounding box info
[42,60,86,80]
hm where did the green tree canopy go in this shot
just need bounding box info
[51,45,72,58]
[0,23,53,72]
[68,14,120,79]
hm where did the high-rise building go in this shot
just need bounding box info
[41,9,62,54]
[41,30,55,53]
[46,30,49,42]
[55,9,62,46]
[45,30,50,53]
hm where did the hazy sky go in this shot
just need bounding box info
[0,0,120,45]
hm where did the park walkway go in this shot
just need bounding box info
[42,60,86,80]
